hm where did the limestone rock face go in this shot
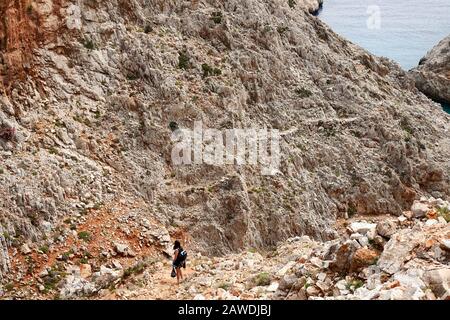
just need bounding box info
[411,34,450,104]
[0,0,449,282]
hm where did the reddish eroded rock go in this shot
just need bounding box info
[350,248,379,272]
[0,0,65,90]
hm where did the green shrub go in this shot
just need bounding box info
[123,261,147,278]
[201,63,222,78]
[288,0,296,8]
[144,25,153,34]
[4,283,14,292]
[253,272,271,286]
[347,205,357,218]
[169,121,179,132]
[295,87,312,98]
[39,245,50,254]
[218,282,231,290]
[77,231,91,242]
[210,11,223,24]
[346,278,364,291]
[437,206,450,222]
[83,38,95,50]
[277,26,289,34]
[178,52,190,70]
[48,147,58,155]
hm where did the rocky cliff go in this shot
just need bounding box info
[411,34,450,105]
[0,0,449,296]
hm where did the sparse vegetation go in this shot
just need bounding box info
[288,0,296,9]
[277,26,289,35]
[144,25,153,34]
[210,11,223,24]
[39,245,50,254]
[4,282,14,292]
[400,117,414,135]
[123,261,147,279]
[253,272,271,286]
[437,206,450,222]
[346,278,364,291]
[126,72,140,81]
[77,231,91,242]
[48,147,59,155]
[83,38,96,50]
[178,51,190,70]
[295,87,313,98]
[218,282,231,290]
[169,121,179,132]
[202,63,222,78]
[42,263,66,293]
[347,205,357,218]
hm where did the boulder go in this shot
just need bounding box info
[423,268,450,299]
[329,241,358,274]
[376,220,397,239]
[80,264,92,279]
[411,201,430,218]
[350,248,379,272]
[378,230,426,274]
[411,34,450,104]
[20,244,32,255]
[349,222,377,239]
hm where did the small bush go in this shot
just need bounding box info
[346,278,364,291]
[210,11,223,24]
[400,117,414,135]
[42,264,66,292]
[144,25,153,34]
[0,167,4,174]
[83,38,95,50]
[277,26,289,35]
[61,251,71,261]
[39,245,50,254]
[169,121,179,132]
[288,0,296,8]
[253,272,271,286]
[218,282,231,290]
[178,52,190,70]
[77,231,91,242]
[4,283,14,292]
[347,205,357,218]
[123,261,147,279]
[437,206,450,222]
[201,63,222,78]
[295,87,312,98]
[48,147,58,155]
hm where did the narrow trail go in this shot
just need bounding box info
[105,259,198,300]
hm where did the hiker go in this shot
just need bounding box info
[172,240,187,284]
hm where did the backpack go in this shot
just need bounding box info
[179,249,187,261]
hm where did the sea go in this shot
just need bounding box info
[317,0,450,113]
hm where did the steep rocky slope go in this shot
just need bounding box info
[0,0,449,294]
[411,34,450,105]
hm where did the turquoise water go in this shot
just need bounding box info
[318,0,450,113]
[318,0,450,71]
[443,102,450,114]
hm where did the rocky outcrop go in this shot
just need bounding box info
[1,197,448,300]
[0,0,450,284]
[411,34,450,104]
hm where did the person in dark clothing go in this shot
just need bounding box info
[172,240,187,284]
